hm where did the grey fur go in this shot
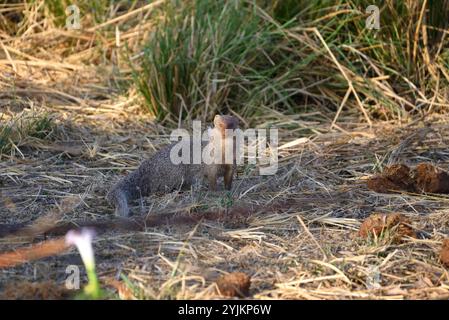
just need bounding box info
[106,115,238,217]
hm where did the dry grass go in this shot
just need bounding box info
[1,1,449,300]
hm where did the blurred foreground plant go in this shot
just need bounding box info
[65,228,103,300]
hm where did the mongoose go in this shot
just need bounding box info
[106,115,239,217]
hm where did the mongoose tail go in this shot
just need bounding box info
[106,187,129,217]
[106,158,157,217]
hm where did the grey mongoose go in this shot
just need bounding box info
[106,115,239,217]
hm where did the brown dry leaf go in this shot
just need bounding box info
[358,213,416,243]
[215,272,251,297]
[412,163,449,193]
[367,163,449,194]
[367,164,415,193]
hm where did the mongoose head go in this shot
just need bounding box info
[214,115,239,137]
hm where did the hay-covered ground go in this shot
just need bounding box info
[1,1,449,300]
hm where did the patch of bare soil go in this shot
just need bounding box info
[215,272,251,297]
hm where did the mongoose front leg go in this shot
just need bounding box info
[224,164,234,190]
[208,172,217,191]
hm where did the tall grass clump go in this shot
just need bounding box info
[135,0,303,123]
[263,0,449,121]
[130,0,449,124]
[0,114,54,157]
[3,1,447,125]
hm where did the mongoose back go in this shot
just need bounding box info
[106,115,239,217]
